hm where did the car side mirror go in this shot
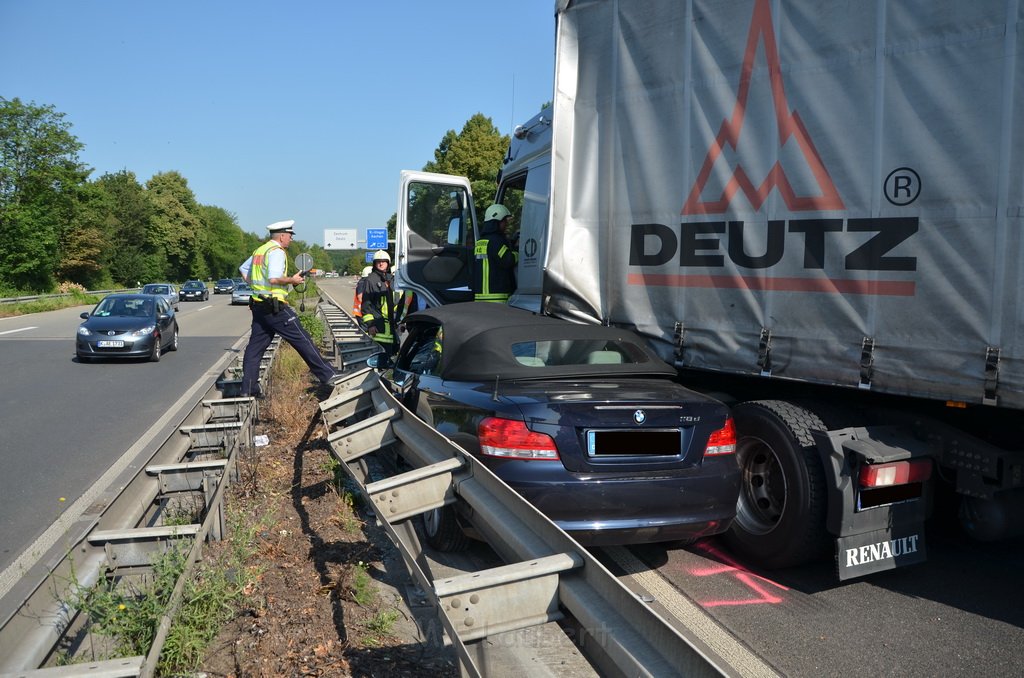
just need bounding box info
[366,352,393,370]
[80,312,89,319]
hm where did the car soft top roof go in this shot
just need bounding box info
[403,302,677,381]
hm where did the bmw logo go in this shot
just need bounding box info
[633,409,646,424]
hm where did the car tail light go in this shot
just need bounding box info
[704,417,737,456]
[478,417,559,460]
[859,459,932,488]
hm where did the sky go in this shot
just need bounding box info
[0,1,556,246]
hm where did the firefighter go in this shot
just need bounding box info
[473,204,518,303]
[360,250,397,354]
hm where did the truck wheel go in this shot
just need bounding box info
[422,505,471,552]
[723,400,831,568]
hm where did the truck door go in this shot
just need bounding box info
[395,170,477,307]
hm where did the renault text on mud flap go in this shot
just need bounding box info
[844,534,921,568]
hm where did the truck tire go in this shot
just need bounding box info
[723,400,831,569]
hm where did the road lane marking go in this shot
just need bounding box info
[602,545,781,678]
[0,326,38,336]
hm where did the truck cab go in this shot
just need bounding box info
[394,111,552,314]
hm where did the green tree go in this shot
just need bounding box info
[200,205,247,278]
[423,113,509,220]
[96,170,160,285]
[56,181,110,289]
[0,97,89,292]
[146,171,206,281]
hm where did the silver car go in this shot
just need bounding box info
[231,282,254,305]
[140,283,180,312]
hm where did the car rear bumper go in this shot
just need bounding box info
[504,464,740,545]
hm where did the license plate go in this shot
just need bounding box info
[97,340,124,348]
[586,429,681,456]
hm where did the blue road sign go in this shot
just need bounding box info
[365,251,375,263]
[366,228,388,250]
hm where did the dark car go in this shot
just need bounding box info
[371,302,740,550]
[140,283,180,312]
[213,278,235,294]
[76,294,178,362]
[179,280,209,301]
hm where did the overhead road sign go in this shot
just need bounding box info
[366,228,388,250]
[324,229,358,250]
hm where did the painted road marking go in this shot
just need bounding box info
[0,326,38,336]
[603,545,781,678]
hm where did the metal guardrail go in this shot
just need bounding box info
[0,289,139,305]
[315,301,729,677]
[0,341,278,676]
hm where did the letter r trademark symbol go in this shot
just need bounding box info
[884,167,921,206]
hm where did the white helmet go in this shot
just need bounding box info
[484,204,511,222]
[360,266,372,277]
[372,250,391,262]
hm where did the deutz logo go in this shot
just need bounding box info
[683,0,844,215]
[628,0,918,297]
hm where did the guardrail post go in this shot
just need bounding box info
[434,552,584,642]
[365,457,465,523]
[326,407,401,462]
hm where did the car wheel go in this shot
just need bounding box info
[421,505,471,552]
[723,400,831,569]
[150,335,161,362]
[168,325,178,351]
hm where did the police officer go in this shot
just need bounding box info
[238,220,341,397]
[360,250,398,354]
[473,204,517,303]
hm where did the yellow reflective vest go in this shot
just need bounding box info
[249,241,290,302]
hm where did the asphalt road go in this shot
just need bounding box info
[602,527,1024,677]
[0,292,252,575]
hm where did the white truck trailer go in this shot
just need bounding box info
[395,0,1024,579]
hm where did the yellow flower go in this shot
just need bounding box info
[118,604,127,611]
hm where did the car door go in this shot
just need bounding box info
[156,298,172,338]
[394,170,478,307]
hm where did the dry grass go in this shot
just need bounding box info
[198,341,455,677]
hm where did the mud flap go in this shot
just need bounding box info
[811,426,934,580]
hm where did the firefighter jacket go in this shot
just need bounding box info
[473,220,518,303]
[360,269,396,346]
